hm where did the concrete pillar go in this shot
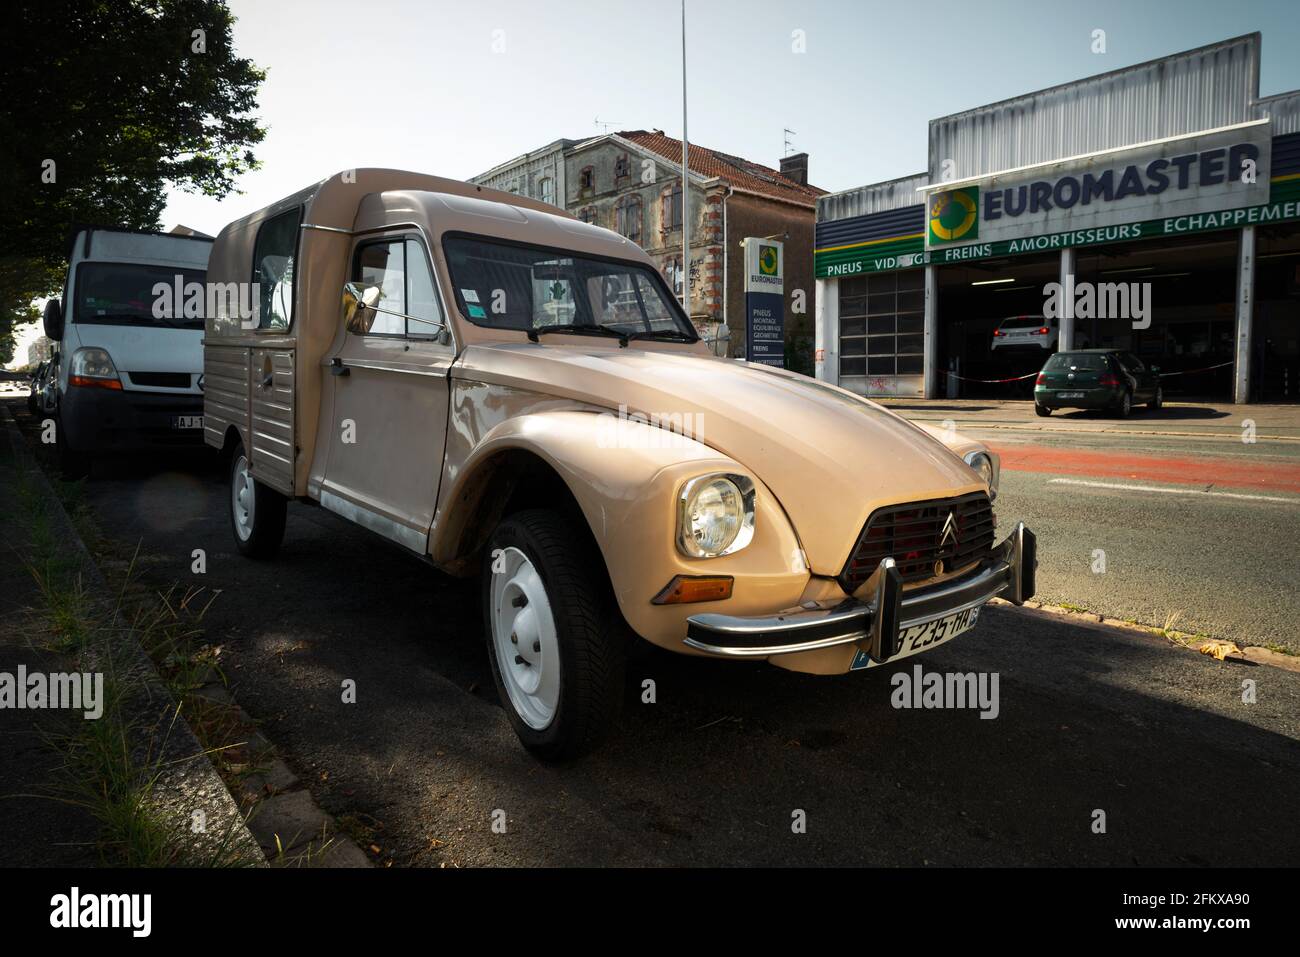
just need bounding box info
[1058,247,1076,351]
[814,277,838,385]
[923,265,939,398]
[1234,226,1255,404]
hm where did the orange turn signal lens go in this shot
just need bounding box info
[69,375,122,390]
[652,575,734,605]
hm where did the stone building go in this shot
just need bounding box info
[473,132,824,372]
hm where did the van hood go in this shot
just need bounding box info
[69,324,203,392]
[455,344,985,574]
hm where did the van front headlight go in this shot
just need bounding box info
[69,347,122,388]
[676,473,756,558]
[964,450,998,499]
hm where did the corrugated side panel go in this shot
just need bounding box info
[818,173,929,223]
[203,345,250,451]
[1272,132,1300,177]
[250,349,295,496]
[1257,93,1300,138]
[930,35,1261,180]
[816,205,926,250]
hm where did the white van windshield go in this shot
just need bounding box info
[443,236,698,342]
[73,262,207,330]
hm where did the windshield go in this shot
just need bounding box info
[443,235,698,340]
[1045,353,1109,371]
[73,262,207,330]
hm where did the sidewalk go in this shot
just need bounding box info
[0,423,103,866]
[873,397,1300,441]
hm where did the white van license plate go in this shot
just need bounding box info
[172,415,203,430]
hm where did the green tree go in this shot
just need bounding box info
[0,0,265,351]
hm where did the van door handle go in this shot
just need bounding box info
[329,357,350,377]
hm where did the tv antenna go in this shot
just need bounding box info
[784,128,797,156]
[594,117,623,133]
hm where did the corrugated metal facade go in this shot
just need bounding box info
[1256,92,1300,137]
[816,173,929,222]
[928,34,1262,181]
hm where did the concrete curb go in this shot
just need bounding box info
[990,597,1300,673]
[1,404,267,866]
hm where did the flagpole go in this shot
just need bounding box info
[681,0,690,313]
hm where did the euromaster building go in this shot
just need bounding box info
[813,34,1300,403]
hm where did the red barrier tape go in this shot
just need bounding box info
[942,371,1039,384]
[943,361,1234,385]
[1156,361,1234,378]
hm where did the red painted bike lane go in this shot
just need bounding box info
[991,444,1300,495]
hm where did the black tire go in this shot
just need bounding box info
[1115,389,1132,418]
[228,441,287,558]
[1148,386,1163,411]
[1034,403,1051,417]
[56,420,91,480]
[481,509,626,762]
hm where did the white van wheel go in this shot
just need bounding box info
[489,546,561,731]
[228,441,287,558]
[482,509,625,761]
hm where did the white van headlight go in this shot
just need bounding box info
[70,347,121,384]
[677,473,756,558]
[964,450,998,498]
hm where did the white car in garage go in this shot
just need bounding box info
[991,315,1059,351]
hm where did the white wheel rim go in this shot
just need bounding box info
[232,454,255,541]
[490,546,560,731]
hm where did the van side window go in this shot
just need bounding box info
[354,240,406,335]
[252,207,301,330]
[351,237,445,338]
[405,239,445,337]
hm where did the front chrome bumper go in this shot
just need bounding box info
[684,522,1036,663]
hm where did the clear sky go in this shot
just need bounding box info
[159,0,1300,236]
[9,0,1300,367]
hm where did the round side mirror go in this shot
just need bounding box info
[43,298,63,341]
[342,282,381,334]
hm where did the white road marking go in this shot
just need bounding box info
[1047,477,1300,505]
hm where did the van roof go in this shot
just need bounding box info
[67,224,213,259]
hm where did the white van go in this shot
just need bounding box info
[42,227,213,476]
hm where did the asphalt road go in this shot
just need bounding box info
[5,395,1299,867]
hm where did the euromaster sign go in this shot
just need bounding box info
[924,121,1271,250]
[815,120,1300,278]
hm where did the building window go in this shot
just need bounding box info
[838,271,924,380]
[614,153,631,182]
[538,176,554,206]
[578,206,597,225]
[578,166,595,196]
[615,195,642,242]
[662,182,682,230]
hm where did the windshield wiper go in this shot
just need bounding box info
[623,328,697,343]
[527,324,630,347]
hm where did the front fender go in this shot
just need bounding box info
[433,410,810,649]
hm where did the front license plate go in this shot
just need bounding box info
[850,606,980,670]
[1057,392,1084,399]
[172,415,203,430]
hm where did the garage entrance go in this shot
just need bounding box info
[1256,224,1300,402]
[935,253,1060,398]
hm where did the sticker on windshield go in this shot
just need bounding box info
[461,289,480,303]
[467,303,486,319]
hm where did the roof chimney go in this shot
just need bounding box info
[779,152,808,186]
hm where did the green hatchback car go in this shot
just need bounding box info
[1034,349,1163,418]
